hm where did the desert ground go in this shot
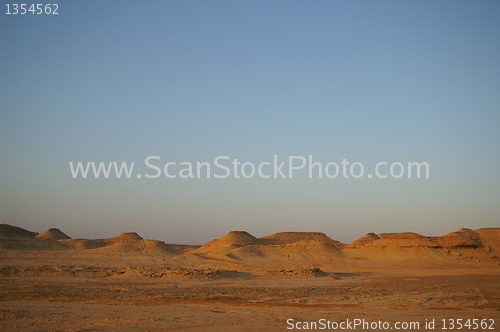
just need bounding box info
[0,224,499,331]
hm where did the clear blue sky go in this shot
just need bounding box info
[1,1,499,244]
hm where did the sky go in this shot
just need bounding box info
[1,1,499,244]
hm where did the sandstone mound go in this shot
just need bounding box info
[0,237,69,251]
[474,227,500,253]
[202,231,261,249]
[104,232,143,244]
[260,232,346,249]
[365,232,439,248]
[60,239,106,250]
[0,224,69,251]
[231,240,344,261]
[111,232,143,241]
[378,233,397,238]
[347,232,380,249]
[194,231,345,261]
[434,228,481,248]
[344,246,454,262]
[35,228,71,240]
[348,229,492,250]
[343,228,500,263]
[95,239,179,255]
[0,224,38,238]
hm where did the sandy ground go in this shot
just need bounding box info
[0,248,499,331]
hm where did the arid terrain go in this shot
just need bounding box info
[0,224,499,331]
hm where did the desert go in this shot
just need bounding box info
[0,223,498,331]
